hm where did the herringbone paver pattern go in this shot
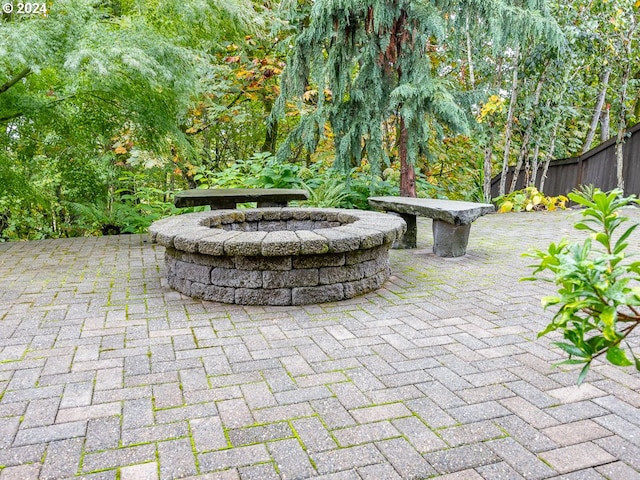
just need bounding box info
[1,209,640,479]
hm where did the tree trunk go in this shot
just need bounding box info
[482,139,493,202]
[539,120,559,193]
[399,116,416,197]
[261,99,278,154]
[600,104,610,142]
[465,14,475,89]
[615,61,631,192]
[582,69,610,155]
[498,47,520,197]
[509,60,547,193]
[616,78,631,192]
[530,98,552,188]
[528,142,540,188]
[615,139,625,192]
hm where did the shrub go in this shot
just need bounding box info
[523,189,640,384]
[494,187,568,213]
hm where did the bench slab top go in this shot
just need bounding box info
[175,188,309,207]
[368,196,495,225]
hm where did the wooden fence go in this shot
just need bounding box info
[490,122,640,199]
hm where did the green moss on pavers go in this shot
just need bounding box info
[120,427,189,448]
[227,422,294,447]
[81,444,156,475]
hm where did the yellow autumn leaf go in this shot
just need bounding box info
[499,201,513,213]
[303,89,317,102]
[236,70,254,79]
[114,146,127,154]
[478,95,505,122]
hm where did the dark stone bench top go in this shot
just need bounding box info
[368,196,495,225]
[174,188,309,208]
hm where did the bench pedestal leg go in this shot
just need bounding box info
[209,201,237,210]
[432,221,471,257]
[257,201,288,208]
[393,213,417,249]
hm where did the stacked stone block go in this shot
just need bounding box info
[150,208,405,305]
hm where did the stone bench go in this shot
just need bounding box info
[174,188,309,209]
[368,196,495,257]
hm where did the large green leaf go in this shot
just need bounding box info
[577,363,591,385]
[606,347,633,367]
[553,342,590,358]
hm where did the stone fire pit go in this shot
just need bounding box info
[149,208,406,305]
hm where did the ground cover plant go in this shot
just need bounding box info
[494,187,568,213]
[524,188,640,383]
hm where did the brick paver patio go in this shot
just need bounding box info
[1,209,639,479]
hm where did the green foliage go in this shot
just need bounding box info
[245,154,303,189]
[0,0,636,240]
[302,178,351,208]
[192,152,303,189]
[66,201,147,236]
[341,171,399,210]
[523,189,640,383]
[0,0,263,240]
[65,172,179,236]
[495,187,568,213]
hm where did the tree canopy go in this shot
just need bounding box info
[0,0,638,239]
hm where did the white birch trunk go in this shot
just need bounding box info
[509,61,547,193]
[529,142,540,188]
[539,120,559,194]
[466,15,475,89]
[615,27,635,192]
[499,47,519,197]
[582,69,610,155]
[600,105,610,142]
[483,139,493,202]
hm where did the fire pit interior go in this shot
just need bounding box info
[150,208,406,305]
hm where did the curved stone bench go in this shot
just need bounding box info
[149,208,406,305]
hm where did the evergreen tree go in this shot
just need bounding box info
[275,0,562,197]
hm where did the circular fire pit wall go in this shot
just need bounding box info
[150,208,406,305]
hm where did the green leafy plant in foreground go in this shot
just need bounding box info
[523,188,640,384]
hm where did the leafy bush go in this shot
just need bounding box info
[66,201,150,235]
[523,189,640,384]
[494,187,568,213]
[246,155,302,189]
[299,165,398,209]
[343,172,399,210]
[193,152,303,190]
